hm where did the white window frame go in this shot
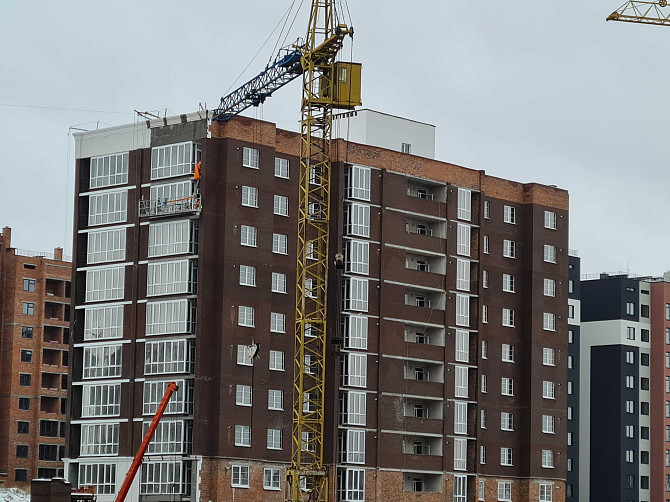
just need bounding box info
[542,449,555,468]
[455,330,469,363]
[235,425,251,447]
[269,350,284,371]
[271,272,287,293]
[151,141,196,180]
[240,225,257,247]
[268,389,283,410]
[87,228,126,264]
[457,188,471,221]
[455,365,468,398]
[346,203,370,237]
[146,259,193,297]
[544,278,556,297]
[88,190,128,226]
[543,347,555,366]
[90,152,129,189]
[270,312,286,333]
[344,353,367,388]
[272,233,288,255]
[503,205,516,224]
[239,265,256,287]
[344,277,368,312]
[274,157,289,178]
[344,315,368,350]
[543,312,556,331]
[144,339,191,375]
[456,294,470,327]
[86,266,125,302]
[539,483,553,502]
[456,259,470,291]
[347,240,369,275]
[501,412,513,431]
[83,345,122,379]
[502,377,514,396]
[503,239,515,258]
[457,223,471,256]
[231,465,249,488]
[543,381,555,399]
[544,211,557,230]
[502,343,514,363]
[273,194,289,216]
[263,467,281,491]
[267,428,282,450]
[348,165,371,201]
[454,401,467,435]
[78,463,116,495]
[242,147,259,169]
[148,219,193,258]
[498,481,512,500]
[502,308,514,327]
[454,438,467,471]
[502,274,515,293]
[82,383,121,417]
[84,305,124,340]
[235,385,252,406]
[542,415,555,434]
[544,244,557,263]
[238,306,255,327]
[343,390,366,426]
[241,186,258,208]
[146,299,192,336]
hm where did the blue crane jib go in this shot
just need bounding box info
[213,47,304,122]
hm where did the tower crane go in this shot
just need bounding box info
[607,0,670,25]
[213,2,361,501]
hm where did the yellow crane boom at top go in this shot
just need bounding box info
[607,0,670,25]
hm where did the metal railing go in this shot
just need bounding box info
[15,249,72,262]
[139,195,202,217]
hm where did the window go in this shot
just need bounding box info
[15,470,27,483]
[482,270,489,288]
[627,327,635,340]
[340,468,365,501]
[503,205,516,224]
[502,378,514,396]
[482,304,488,323]
[270,312,286,333]
[502,344,514,363]
[641,329,649,342]
[482,340,488,359]
[454,438,467,470]
[346,203,370,237]
[539,484,553,501]
[455,330,469,362]
[82,383,121,417]
[479,480,485,501]
[454,401,467,434]
[568,280,574,293]
[237,345,252,366]
[540,450,555,468]
[235,425,251,447]
[268,389,283,410]
[23,278,36,292]
[568,330,574,344]
[145,300,191,336]
[626,400,635,414]
[21,326,33,338]
[343,353,367,388]
[543,313,556,331]
[275,157,289,178]
[626,375,635,389]
[625,450,634,463]
[502,274,515,293]
[86,266,125,302]
[626,425,635,438]
[88,228,127,264]
[273,194,289,216]
[344,316,368,350]
[454,475,467,502]
[147,259,194,297]
[78,464,116,495]
[501,412,513,431]
[16,445,28,458]
[544,245,556,263]
[480,445,487,464]
[144,339,192,375]
[263,468,281,491]
[273,233,288,254]
[481,374,487,393]
[20,350,32,363]
[231,465,249,487]
[456,294,469,326]
[80,423,119,456]
[497,481,511,501]
[39,443,58,461]
[238,306,255,327]
[240,225,257,247]
[239,265,256,287]
[542,415,555,434]
[343,429,365,464]
[543,347,555,366]
[22,302,34,315]
[641,377,649,390]
[83,345,122,379]
[456,259,470,291]
[242,147,259,168]
[500,448,513,467]
[401,142,411,154]
[269,350,284,371]
[455,366,468,398]
[457,224,471,256]
[150,141,196,180]
[543,381,555,399]
[343,391,366,426]
[541,278,556,298]
[483,235,489,254]
[481,409,487,428]
[267,428,282,450]
[347,165,371,201]
[17,421,29,434]
[241,186,258,207]
[344,277,368,312]
[236,385,252,406]
[148,218,194,258]
[544,211,557,230]
[18,397,30,410]
[502,308,514,327]
[457,188,471,221]
[270,272,287,293]
[347,240,369,275]
[88,190,128,226]
[626,302,635,315]
[502,240,515,258]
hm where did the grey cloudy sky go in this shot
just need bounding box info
[1,0,667,276]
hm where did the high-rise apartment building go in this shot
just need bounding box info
[65,112,569,502]
[0,227,71,489]
[576,272,670,502]
[565,254,580,500]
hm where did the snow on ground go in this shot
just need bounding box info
[0,487,31,502]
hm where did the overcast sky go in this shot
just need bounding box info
[1,0,668,276]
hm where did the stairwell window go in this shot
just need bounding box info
[235,425,251,447]
[544,245,557,263]
[502,308,514,327]
[542,450,555,468]
[457,224,471,256]
[500,412,513,431]
[238,306,255,327]
[502,344,514,363]
[242,147,259,169]
[544,211,557,229]
[542,415,555,434]
[239,265,256,287]
[501,378,514,396]
[236,385,252,406]
[502,274,515,293]
[543,313,556,331]
[543,381,555,399]
[544,278,556,297]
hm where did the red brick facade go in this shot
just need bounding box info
[0,227,71,489]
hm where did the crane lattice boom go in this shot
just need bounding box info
[607,0,670,26]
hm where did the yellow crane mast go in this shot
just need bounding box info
[286,2,361,502]
[607,0,670,25]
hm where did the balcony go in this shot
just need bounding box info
[402,472,442,493]
[402,435,442,457]
[42,348,65,367]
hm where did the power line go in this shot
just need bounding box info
[0,103,133,115]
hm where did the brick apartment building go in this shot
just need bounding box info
[0,226,71,489]
[65,110,569,502]
[572,271,670,502]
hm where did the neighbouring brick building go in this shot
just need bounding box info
[65,110,568,502]
[0,226,71,489]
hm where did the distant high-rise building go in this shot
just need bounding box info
[65,112,569,502]
[0,226,71,489]
[575,271,670,502]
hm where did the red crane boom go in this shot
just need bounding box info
[115,381,178,502]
